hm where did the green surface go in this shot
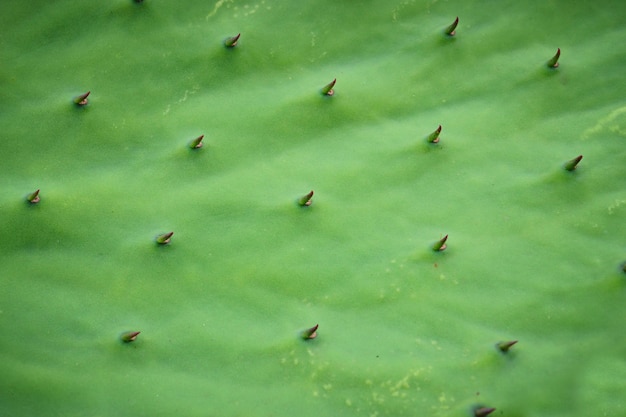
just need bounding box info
[1,1,625,416]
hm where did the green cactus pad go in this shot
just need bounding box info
[1,1,624,417]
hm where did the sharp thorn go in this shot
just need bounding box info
[156,232,174,245]
[298,190,314,207]
[321,78,336,96]
[427,125,442,143]
[224,33,240,48]
[26,189,41,204]
[121,331,141,343]
[189,135,204,149]
[547,48,561,68]
[496,340,518,352]
[432,234,448,252]
[564,154,583,171]
[73,91,90,106]
[474,407,496,417]
[301,324,319,340]
[444,17,459,36]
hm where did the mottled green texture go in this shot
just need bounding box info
[1,1,625,416]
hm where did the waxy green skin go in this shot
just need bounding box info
[0,1,624,417]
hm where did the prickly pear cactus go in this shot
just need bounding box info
[1,1,624,416]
